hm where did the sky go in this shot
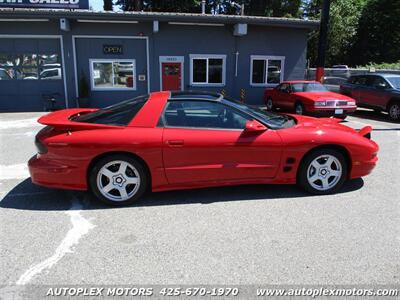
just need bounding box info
[90,0,105,11]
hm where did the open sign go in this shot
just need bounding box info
[103,45,123,55]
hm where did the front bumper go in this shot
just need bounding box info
[309,106,357,117]
[28,154,87,191]
[350,155,378,179]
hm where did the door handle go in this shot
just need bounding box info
[166,140,184,147]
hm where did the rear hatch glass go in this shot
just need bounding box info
[74,95,148,126]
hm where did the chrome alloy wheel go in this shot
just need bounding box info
[306,154,342,191]
[389,103,400,120]
[96,160,141,202]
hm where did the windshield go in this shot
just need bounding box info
[74,95,148,126]
[222,97,295,129]
[387,76,400,89]
[292,82,328,92]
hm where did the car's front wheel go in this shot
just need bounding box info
[298,149,347,194]
[295,102,305,115]
[89,154,148,206]
[388,101,400,121]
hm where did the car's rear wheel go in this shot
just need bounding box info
[388,102,400,121]
[295,102,305,115]
[266,97,274,111]
[89,154,148,206]
[298,149,347,194]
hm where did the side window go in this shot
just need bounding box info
[250,55,285,86]
[190,55,226,86]
[354,76,367,86]
[278,83,289,92]
[348,76,357,84]
[371,76,389,89]
[163,100,250,130]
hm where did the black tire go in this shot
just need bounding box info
[387,101,400,121]
[266,97,275,111]
[297,148,347,195]
[89,154,148,206]
[295,102,305,115]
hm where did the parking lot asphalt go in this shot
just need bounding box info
[0,110,399,290]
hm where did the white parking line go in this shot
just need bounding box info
[16,197,95,285]
[347,118,390,130]
[0,164,30,180]
[0,118,41,130]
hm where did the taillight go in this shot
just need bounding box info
[34,126,52,154]
[35,137,48,154]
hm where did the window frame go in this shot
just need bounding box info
[160,99,251,131]
[89,58,136,91]
[249,55,285,87]
[189,54,227,87]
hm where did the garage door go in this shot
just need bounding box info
[0,38,65,112]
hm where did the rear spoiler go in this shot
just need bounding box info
[358,125,372,139]
[320,117,373,138]
[37,108,118,131]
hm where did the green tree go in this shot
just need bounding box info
[148,0,200,12]
[115,0,142,11]
[103,0,113,11]
[115,0,303,17]
[305,0,368,66]
[242,0,303,17]
[351,0,400,65]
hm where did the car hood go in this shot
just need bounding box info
[293,91,353,101]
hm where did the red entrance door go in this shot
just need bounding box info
[162,62,181,91]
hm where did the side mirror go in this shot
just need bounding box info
[244,120,267,133]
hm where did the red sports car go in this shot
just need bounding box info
[29,91,378,206]
[264,80,357,118]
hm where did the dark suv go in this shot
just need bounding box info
[340,74,400,121]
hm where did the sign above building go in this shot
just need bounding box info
[0,0,89,10]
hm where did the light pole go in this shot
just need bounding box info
[315,0,331,82]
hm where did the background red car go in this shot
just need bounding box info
[29,91,378,206]
[264,80,357,119]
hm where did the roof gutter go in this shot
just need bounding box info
[0,9,320,30]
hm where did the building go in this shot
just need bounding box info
[0,9,318,111]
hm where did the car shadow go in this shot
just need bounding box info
[352,109,399,124]
[0,177,364,211]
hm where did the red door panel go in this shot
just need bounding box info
[162,128,283,184]
[162,63,181,91]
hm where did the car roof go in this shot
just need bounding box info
[281,80,319,84]
[350,73,400,78]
